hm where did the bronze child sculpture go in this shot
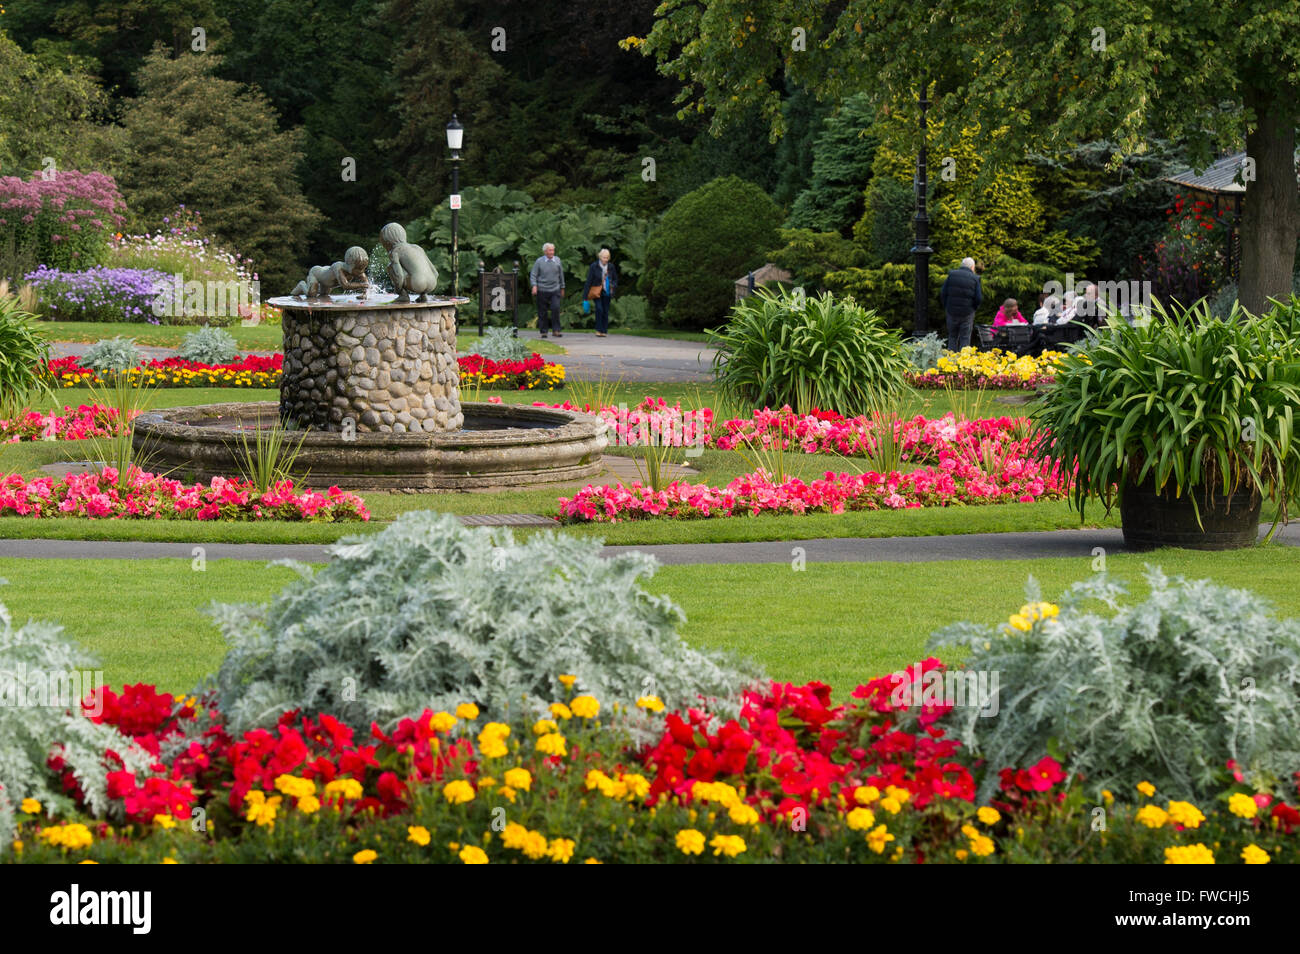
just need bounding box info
[291,246,371,299]
[380,222,439,302]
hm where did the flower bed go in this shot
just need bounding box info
[41,352,564,391]
[908,347,1064,390]
[25,265,171,323]
[8,665,1295,864]
[44,354,283,389]
[460,352,565,390]
[0,469,369,521]
[0,405,131,443]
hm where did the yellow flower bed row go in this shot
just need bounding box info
[932,347,1067,381]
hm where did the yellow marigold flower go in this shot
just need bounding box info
[586,769,612,791]
[11,840,22,853]
[532,718,558,735]
[296,795,320,814]
[1102,790,1114,806]
[955,848,968,861]
[584,857,602,864]
[1136,805,1168,828]
[558,674,577,689]
[880,797,902,815]
[478,738,508,759]
[977,806,1001,825]
[245,795,282,828]
[1240,843,1270,865]
[353,849,377,864]
[884,786,911,805]
[520,830,549,859]
[960,823,981,839]
[502,823,530,850]
[969,834,995,857]
[455,702,480,720]
[675,828,706,855]
[428,711,458,732]
[323,778,364,801]
[1137,781,1156,797]
[536,732,568,757]
[549,702,573,720]
[1228,793,1258,819]
[274,774,316,799]
[1164,844,1215,865]
[153,813,177,829]
[622,773,650,799]
[636,695,665,712]
[407,825,431,846]
[1166,801,1205,829]
[161,857,178,864]
[866,824,895,854]
[547,838,576,863]
[459,845,489,864]
[709,834,746,858]
[78,859,98,864]
[1006,614,1032,633]
[499,785,517,803]
[503,767,532,792]
[443,780,476,804]
[854,785,880,805]
[847,807,876,831]
[570,695,600,718]
[20,798,40,815]
[729,803,760,825]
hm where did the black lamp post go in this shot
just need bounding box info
[911,78,933,337]
[446,115,464,301]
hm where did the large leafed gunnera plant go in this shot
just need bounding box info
[929,569,1300,803]
[1032,298,1300,539]
[206,511,760,735]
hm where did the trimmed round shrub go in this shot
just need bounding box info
[642,176,782,330]
[206,510,761,735]
[81,336,140,373]
[178,326,237,365]
[708,288,907,416]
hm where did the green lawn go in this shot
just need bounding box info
[36,321,564,355]
[4,546,1298,695]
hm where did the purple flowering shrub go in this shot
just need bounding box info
[25,265,171,323]
[0,171,126,273]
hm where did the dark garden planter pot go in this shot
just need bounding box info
[1120,477,1262,551]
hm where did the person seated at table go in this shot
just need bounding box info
[1032,295,1062,324]
[1058,290,1079,324]
[993,298,1028,326]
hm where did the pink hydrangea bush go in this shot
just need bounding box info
[0,470,369,521]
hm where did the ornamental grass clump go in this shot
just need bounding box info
[709,288,907,416]
[929,568,1300,803]
[206,510,760,736]
[1033,298,1300,537]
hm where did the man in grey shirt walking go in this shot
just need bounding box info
[530,243,565,337]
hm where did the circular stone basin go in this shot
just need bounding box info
[132,401,608,492]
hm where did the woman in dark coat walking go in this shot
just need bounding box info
[582,248,618,337]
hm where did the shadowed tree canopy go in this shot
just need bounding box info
[120,47,323,292]
[640,0,1300,314]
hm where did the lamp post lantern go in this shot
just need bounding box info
[446,115,464,304]
[911,78,933,337]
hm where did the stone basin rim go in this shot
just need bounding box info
[267,294,470,311]
[132,401,606,447]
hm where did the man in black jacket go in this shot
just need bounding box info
[939,257,983,351]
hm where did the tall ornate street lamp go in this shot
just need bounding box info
[911,78,933,337]
[446,115,464,299]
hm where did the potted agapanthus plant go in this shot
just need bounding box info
[1033,298,1300,550]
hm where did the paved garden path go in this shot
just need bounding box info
[3,524,1296,565]
[49,331,717,384]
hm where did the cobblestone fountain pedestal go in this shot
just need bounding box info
[274,293,463,434]
[132,291,607,491]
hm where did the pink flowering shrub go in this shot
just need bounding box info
[0,170,126,271]
[0,404,133,443]
[0,470,369,521]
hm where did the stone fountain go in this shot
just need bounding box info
[133,224,606,491]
